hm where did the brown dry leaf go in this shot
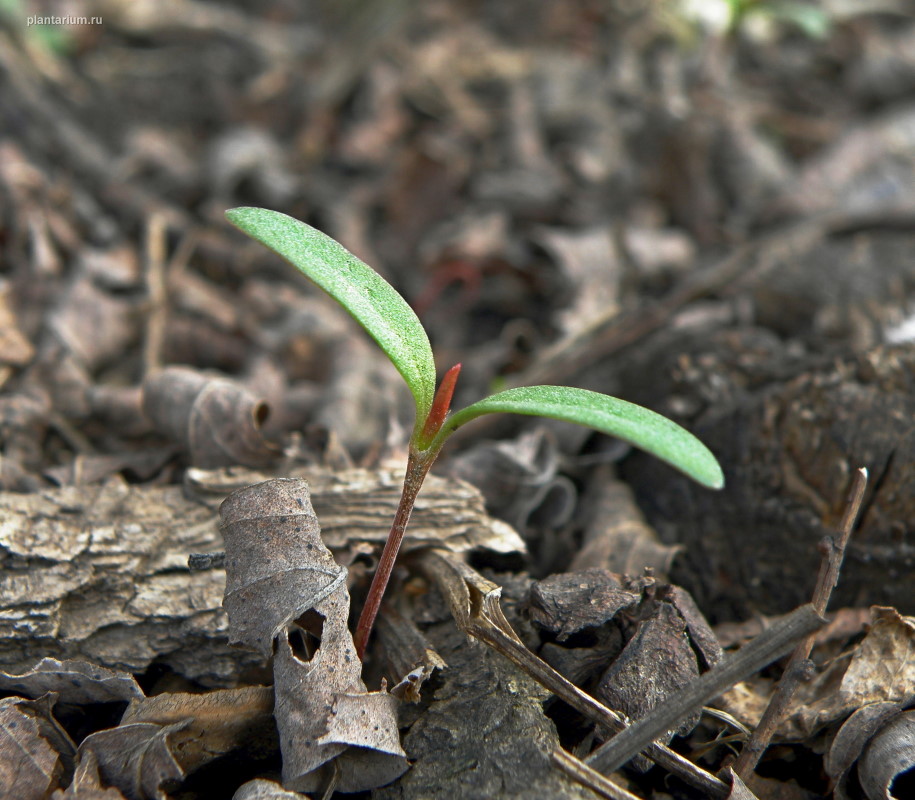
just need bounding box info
[789,606,915,738]
[120,686,275,774]
[0,283,35,369]
[51,750,128,799]
[219,479,407,793]
[0,658,144,706]
[76,721,187,800]
[142,366,279,469]
[446,428,576,531]
[0,695,70,799]
[533,225,621,336]
[50,273,139,373]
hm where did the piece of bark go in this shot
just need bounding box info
[596,601,703,743]
[187,464,527,558]
[0,477,255,684]
[526,569,639,642]
[373,595,596,800]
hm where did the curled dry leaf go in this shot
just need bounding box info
[142,366,279,469]
[570,465,682,577]
[826,700,904,800]
[0,658,145,706]
[0,695,71,800]
[858,709,915,800]
[789,606,915,739]
[219,479,407,793]
[219,479,347,656]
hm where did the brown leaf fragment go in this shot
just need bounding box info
[0,658,144,706]
[273,587,407,794]
[789,606,915,739]
[51,750,129,799]
[858,709,915,800]
[120,686,276,774]
[597,601,702,741]
[527,569,639,641]
[77,721,187,800]
[50,274,139,373]
[0,283,35,367]
[231,778,307,800]
[0,695,69,799]
[142,367,279,469]
[219,479,347,657]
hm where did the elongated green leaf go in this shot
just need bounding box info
[226,207,437,427]
[440,386,724,489]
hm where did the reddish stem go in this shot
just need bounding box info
[354,365,462,659]
[354,448,434,659]
[420,363,461,445]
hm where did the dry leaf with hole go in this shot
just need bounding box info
[219,478,407,793]
[220,479,348,656]
[142,366,279,468]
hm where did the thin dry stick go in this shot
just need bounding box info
[732,466,868,778]
[143,213,168,378]
[550,748,642,800]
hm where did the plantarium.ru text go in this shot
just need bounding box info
[226,207,725,659]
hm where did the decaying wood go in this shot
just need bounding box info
[0,467,523,682]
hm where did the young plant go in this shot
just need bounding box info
[226,207,725,658]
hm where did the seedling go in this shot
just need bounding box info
[226,207,725,659]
